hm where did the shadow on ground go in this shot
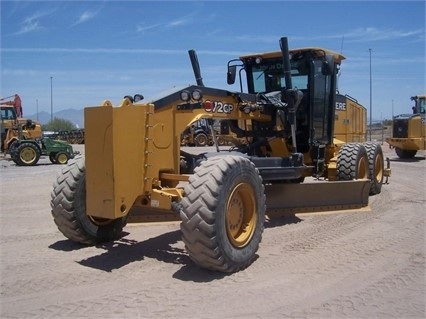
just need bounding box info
[48,215,302,282]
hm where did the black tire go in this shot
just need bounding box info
[337,143,369,181]
[364,142,384,195]
[49,153,57,164]
[217,137,226,146]
[14,142,41,166]
[10,144,19,164]
[395,147,417,159]
[8,140,18,155]
[11,156,19,165]
[50,157,125,245]
[55,151,69,164]
[194,133,208,146]
[180,155,266,272]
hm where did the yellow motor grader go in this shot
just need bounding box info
[51,37,390,272]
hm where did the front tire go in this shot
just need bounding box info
[180,155,265,272]
[217,136,226,146]
[50,157,125,244]
[337,143,369,181]
[194,133,208,146]
[55,151,69,164]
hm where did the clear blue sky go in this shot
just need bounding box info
[1,0,425,121]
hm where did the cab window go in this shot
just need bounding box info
[1,108,17,120]
[249,59,308,93]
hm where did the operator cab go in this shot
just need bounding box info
[411,95,426,114]
[1,106,18,121]
[228,48,344,153]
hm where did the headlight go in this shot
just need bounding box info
[180,90,191,102]
[191,89,203,101]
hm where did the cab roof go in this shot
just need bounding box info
[239,47,346,64]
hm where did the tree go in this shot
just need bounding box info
[42,117,76,132]
[382,119,393,127]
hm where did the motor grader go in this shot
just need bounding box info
[51,37,390,273]
[386,95,425,158]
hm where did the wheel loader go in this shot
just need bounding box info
[51,37,390,272]
[386,95,425,158]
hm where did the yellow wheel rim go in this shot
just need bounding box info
[20,147,36,164]
[374,153,383,183]
[57,153,68,164]
[226,183,257,248]
[357,156,368,179]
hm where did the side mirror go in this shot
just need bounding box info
[227,65,237,85]
[134,94,144,102]
[322,54,335,75]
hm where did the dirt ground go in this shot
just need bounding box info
[0,142,425,319]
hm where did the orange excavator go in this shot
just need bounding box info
[0,94,23,117]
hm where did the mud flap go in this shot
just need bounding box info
[265,179,370,217]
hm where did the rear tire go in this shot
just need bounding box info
[364,142,384,195]
[180,155,265,272]
[14,142,40,166]
[50,157,125,245]
[194,133,208,146]
[395,147,416,159]
[337,143,369,181]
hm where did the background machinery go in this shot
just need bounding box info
[0,94,42,154]
[51,37,390,273]
[1,94,77,165]
[386,95,426,158]
[10,137,78,166]
[180,118,214,146]
[0,94,23,117]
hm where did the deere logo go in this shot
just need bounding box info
[336,102,346,111]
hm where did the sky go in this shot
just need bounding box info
[1,0,425,122]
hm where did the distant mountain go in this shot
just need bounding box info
[26,109,84,128]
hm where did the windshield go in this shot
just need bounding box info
[418,97,425,114]
[249,59,308,93]
[1,107,17,120]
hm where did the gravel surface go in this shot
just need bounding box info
[0,143,425,319]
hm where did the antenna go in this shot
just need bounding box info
[336,35,345,93]
[336,35,345,90]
